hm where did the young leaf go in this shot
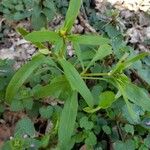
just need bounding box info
[59,58,94,107]
[25,31,61,43]
[68,34,110,45]
[111,52,149,74]
[58,91,78,149]
[99,91,115,109]
[85,44,112,72]
[6,54,46,103]
[63,0,82,32]
[125,52,150,68]
[84,91,116,113]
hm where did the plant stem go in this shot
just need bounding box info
[81,72,110,77]
[82,76,105,80]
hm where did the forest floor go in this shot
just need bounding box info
[0,0,150,149]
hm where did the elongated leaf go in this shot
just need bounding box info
[111,52,149,74]
[54,38,64,54]
[59,58,94,107]
[69,34,110,45]
[63,0,82,32]
[73,42,84,69]
[25,31,61,43]
[124,52,150,68]
[125,83,150,111]
[85,44,112,71]
[58,91,78,149]
[126,52,150,65]
[17,27,46,49]
[6,55,48,103]
[32,76,70,99]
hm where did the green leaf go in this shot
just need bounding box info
[102,125,111,135]
[85,132,97,146]
[63,0,82,32]
[144,134,150,148]
[69,34,110,45]
[99,91,115,109]
[31,13,47,30]
[58,91,78,150]
[32,75,70,99]
[83,90,115,114]
[111,52,149,74]
[39,106,53,119]
[17,27,46,49]
[15,117,36,137]
[25,31,61,43]
[124,94,139,123]
[59,58,94,107]
[125,52,150,68]
[117,82,139,123]
[10,99,24,111]
[6,54,46,103]
[114,140,136,150]
[85,44,112,72]
[17,27,28,36]
[73,42,84,69]
[122,104,142,124]
[124,124,134,135]
[125,83,150,111]
[80,116,94,130]
[54,38,64,54]
[39,48,51,55]
[22,98,33,110]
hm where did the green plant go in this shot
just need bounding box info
[0,0,56,30]
[2,0,150,149]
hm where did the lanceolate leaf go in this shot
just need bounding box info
[68,34,110,45]
[73,42,84,70]
[6,55,49,103]
[63,0,82,32]
[85,44,112,71]
[125,52,150,68]
[111,52,149,74]
[25,31,61,43]
[59,58,94,107]
[58,91,78,149]
[17,27,46,49]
